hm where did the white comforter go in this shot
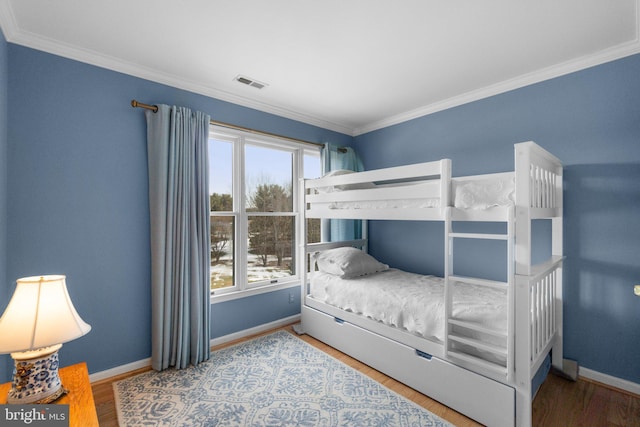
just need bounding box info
[316,174,515,211]
[309,269,507,343]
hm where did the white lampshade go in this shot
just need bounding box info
[0,275,92,354]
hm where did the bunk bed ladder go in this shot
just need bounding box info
[444,207,515,381]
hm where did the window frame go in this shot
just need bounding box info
[209,125,320,303]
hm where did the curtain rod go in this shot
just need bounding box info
[130,99,344,151]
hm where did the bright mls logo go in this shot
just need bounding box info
[1,405,69,426]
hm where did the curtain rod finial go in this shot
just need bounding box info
[131,99,158,113]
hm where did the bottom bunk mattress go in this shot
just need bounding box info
[309,268,508,363]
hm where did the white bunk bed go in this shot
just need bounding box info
[298,141,563,427]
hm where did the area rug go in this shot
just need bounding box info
[113,330,452,426]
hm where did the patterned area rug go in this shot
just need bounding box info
[113,330,452,426]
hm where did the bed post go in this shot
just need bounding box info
[514,143,532,276]
[296,177,308,335]
[552,262,565,372]
[551,163,564,372]
[440,158,451,210]
[514,275,533,427]
[513,142,535,427]
[443,207,452,359]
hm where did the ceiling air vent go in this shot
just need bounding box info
[235,75,267,89]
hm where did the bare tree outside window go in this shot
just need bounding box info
[208,130,320,295]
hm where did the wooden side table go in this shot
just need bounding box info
[0,362,99,427]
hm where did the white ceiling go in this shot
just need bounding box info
[0,0,638,135]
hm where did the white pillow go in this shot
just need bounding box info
[314,247,388,278]
[324,169,354,178]
[316,169,375,193]
[454,176,515,209]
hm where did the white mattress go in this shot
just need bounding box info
[314,174,514,211]
[309,268,507,348]
[326,198,440,210]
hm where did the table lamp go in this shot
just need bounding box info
[0,275,91,404]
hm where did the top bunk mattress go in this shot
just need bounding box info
[307,170,515,212]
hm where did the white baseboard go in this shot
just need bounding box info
[579,366,640,396]
[88,314,300,383]
[209,314,300,347]
[89,358,151,383]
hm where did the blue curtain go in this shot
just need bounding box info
[146,105,211,370]
[321,143,364,242]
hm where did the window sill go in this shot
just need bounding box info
[210,281,300,304]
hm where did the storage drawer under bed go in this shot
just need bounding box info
[302,305,515,427]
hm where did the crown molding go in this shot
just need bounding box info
[354,38,640,136]
[0,8,353,136]
[0,0,18,41]
[2,1,639,138]
[354,1,640,136]
[18,34,354,135]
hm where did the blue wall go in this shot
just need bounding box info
[2,44,350,380]
[0,29,8,383]
[354,54,640,384]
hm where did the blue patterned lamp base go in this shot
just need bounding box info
[7,345,68,404]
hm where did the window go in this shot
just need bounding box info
[209,126,321,299]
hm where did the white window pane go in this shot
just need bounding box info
[211,215,234,290]
[210,139,233,211]
[304,152,321,179]
[245,145,292,211]
[247,215,295,283]
[304,152,321,243]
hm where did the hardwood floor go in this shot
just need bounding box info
[91,324,640,426]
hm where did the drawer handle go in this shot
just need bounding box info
[416,349,432,360]
[334,317,345,324]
